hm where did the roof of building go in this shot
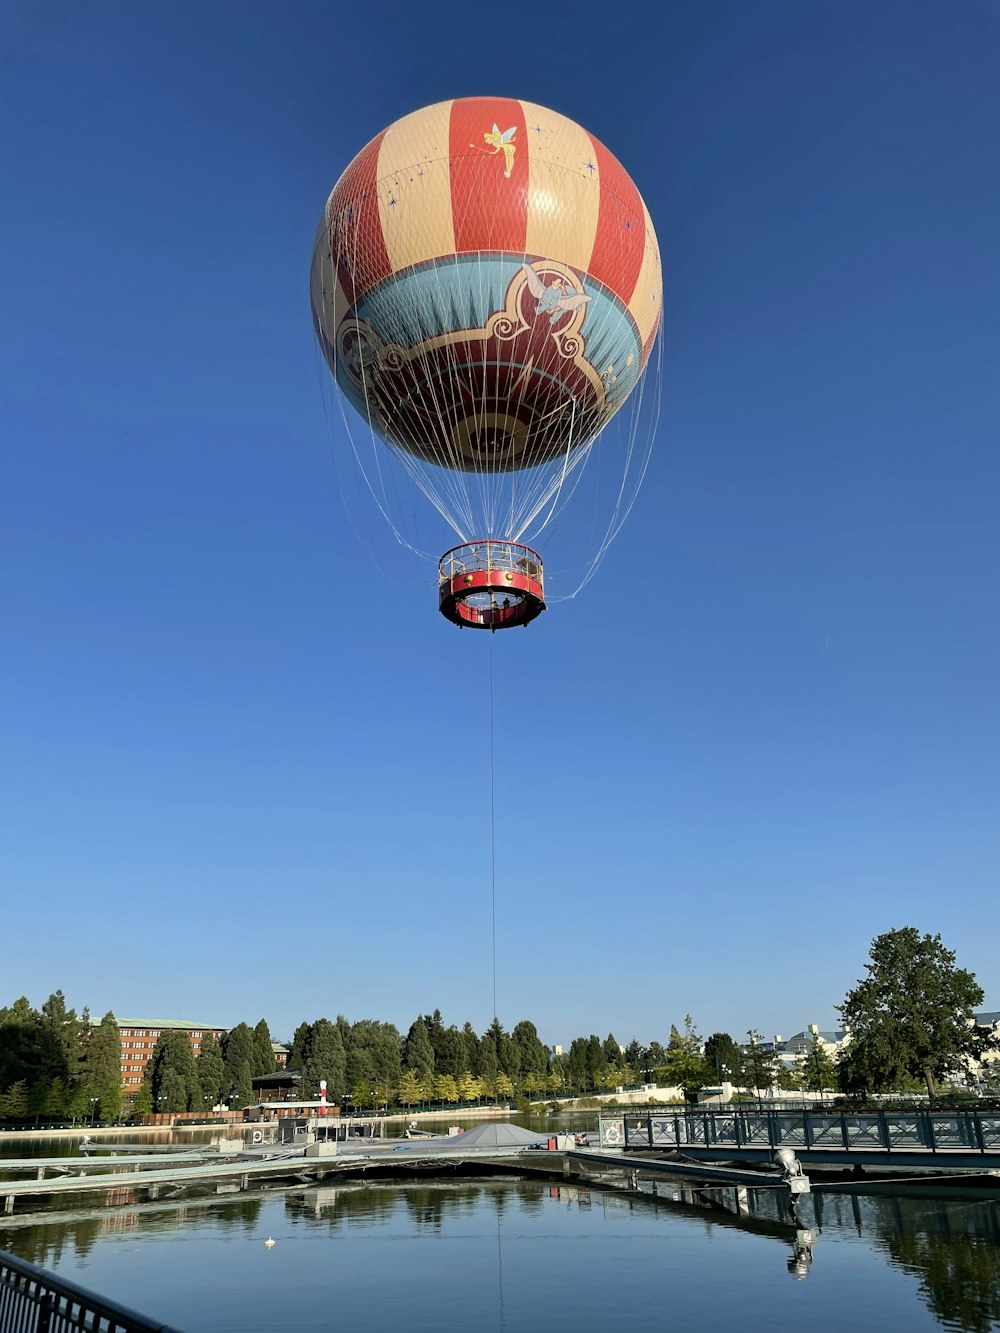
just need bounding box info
[114,1020,228,1031]
[975,1011,1000,1026]
[783,1029,844,1046]
[271,1042,290,1053]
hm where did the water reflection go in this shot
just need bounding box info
[1,1169,998,1331]
[815,1193,1000,1333]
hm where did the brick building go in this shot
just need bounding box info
[117,1020,229,1089]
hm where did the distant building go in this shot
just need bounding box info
[272,1042,290,1069]
[116,1020,229,1088]
[781,1024,848,1057]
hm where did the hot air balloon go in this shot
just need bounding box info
[311,96,662,629]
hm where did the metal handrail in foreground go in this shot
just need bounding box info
[0,1248,183,1333]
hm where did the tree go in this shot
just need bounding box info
[85,1012,123,1121]
[838,927,995,1099]
[494,1073,514,1101]
[602,1034,622,1068]
[703,1032,741,1084]
[624,1040,644,1078]
[418,1072,435,1106]
[131,1080,153,1116]
[197,1032,227,1108]
[147,1031,200,1112]
[457,1072,482,1103]
[288,1022,311,1072]
[459,1022,480,1073]
[585,1036,603,1087]
[566,1038,589,1091]
[397,1069,422,1108]
[301,1020,346,1104]
[802,1036,837,1093]
[0,1079,28,1119]
[661,1017,710,1104]
[434,1074,458,1105]
[741,1030,780,1103]
[477,1033,499,1085]
[523,1072,544,1098]
[403,1018,435,1079]
[252,1020,274,1077]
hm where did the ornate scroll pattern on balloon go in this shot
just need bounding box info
[336,261,610,472]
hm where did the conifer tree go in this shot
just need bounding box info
[403,1018,435,1079]
[196,1033,226,1108]
[85,1013,123,1121]
[252,1019,274,1076]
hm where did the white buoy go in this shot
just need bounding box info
[264,1237,276,1249]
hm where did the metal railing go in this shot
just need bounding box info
[0,1249,182,1332]
[438,539,543,584]
[599,1108,1000,1155]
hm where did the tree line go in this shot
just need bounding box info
[2,928,995,1119]
[0,993,122,1121]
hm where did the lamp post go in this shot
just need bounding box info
[89,1096,99,1125]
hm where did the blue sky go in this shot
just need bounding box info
[3,0,997,1049]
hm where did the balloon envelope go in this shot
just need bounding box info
[311,97,662,486]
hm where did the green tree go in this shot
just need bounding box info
[457,1072,482,1103]
[433,1026,463,1077]
[0,1079,28,1118]
[302,1020,346,1104]
[131,1080,153,1116]
[148,1030,200,1112]
[418,1072,435,1105]
[585,1035,603,1087]
[222,1023,254,1092]
[741,1030,780,1103]
[595,1066,620,1092]
[459,1022,480,1073]
[434,1074,458,1105]
[252,1020,274,1077]
[567,1038,588,1091]
[403,1018,435,1079]
[397,1069,422,1107]
[512,1020,549,1078]
[661,1017,710,1103]
[288,1022,311,1072]
[523,1072,544,1098]
[494,1073,514,1101]
[839,928,995,1099]
[477,1033,499,1085]
[197,1032,227,1109]
[703,1032,741,1084]
[802,1036,837,1093]
[624,1040,644,1076]
[85,1012,123,1121]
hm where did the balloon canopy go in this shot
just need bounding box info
[311,97,662,620]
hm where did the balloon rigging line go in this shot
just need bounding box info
[315,177,663,593]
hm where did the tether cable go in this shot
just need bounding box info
[489,634,497,1020]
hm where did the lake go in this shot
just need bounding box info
[2,1131,999,1332]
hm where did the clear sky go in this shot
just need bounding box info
[3,0,998,1049]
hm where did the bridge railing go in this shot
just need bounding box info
[601,1108,1000,1154]
[0,1248,182,1333]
